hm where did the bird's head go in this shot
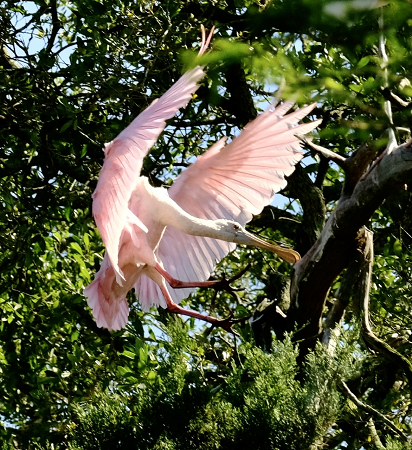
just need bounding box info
[214,219,300,264]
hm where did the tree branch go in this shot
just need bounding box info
[300,137,347,167]
[352,228,412,387]
[342,141,380,197]
[321,258,362,350]
[301,135,381,198]
[0,46,21,69]
[367,418,387,450]
[289,142,412,343]
[251,272,291,352]
[285,164,326,255]
[223,63,257,125]
[341,381,408,443]
[45,0,61,54]
[380,87,411,109]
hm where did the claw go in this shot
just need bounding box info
[210,315,250,336]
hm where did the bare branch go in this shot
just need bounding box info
[300,136,347,167]
[341,381,408,443]
[367,418,387,450]
[378,12,398,157]
[301,135,381,198]
[1,46,21,69]
[381,87,411,109]
[45,0,61,54]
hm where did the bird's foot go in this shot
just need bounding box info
[210,315,248,336]
[208,264,251,294]
[206,274,244,295]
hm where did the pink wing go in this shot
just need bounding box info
[136,102,321,306]
[91,66,206,284]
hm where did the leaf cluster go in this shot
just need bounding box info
[53,324,358,450]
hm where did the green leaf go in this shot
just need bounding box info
[147,370,156,381]
[393,239,402,256]
[357,56,370,68]
[71,330,79,342]
[139,347,148,364]
[117,366,134,377]
[349,84,362,93]
[324,77,345,91]
[60,120,73,133]
[121,350,136,360]
[83,233,90,249]
[64,206,71,221]
[70,242,83,255]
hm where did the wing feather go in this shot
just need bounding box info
[91,67,205,283]
[136,102,321,305]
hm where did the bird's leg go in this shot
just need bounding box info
[154,263,246,294]
[158,283,242,334]
[155,263,224,289]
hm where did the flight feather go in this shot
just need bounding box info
[91,67,206,284]
[135,102,321,306]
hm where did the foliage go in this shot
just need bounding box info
[2,0,412,448]
[60,323,356,450]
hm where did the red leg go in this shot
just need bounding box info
[158,283,241,334]
[155,263,222,289]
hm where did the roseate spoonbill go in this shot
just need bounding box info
[84,28,321,332]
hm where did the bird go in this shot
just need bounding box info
[84,28,322,332]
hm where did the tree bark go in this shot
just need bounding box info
[288,142,412,344]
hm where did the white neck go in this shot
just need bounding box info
[153,186,228,240]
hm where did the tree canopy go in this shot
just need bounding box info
[2,0,412,448]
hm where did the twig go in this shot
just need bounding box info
[341,381,408,443]
[379,12,398,155]
[380,87,411,109]
[322,258,361,350]
[301,136,381,199]
[299,136,347,168]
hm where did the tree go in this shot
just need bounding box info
[2,0,412,448]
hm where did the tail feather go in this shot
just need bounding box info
[84,279,129,331]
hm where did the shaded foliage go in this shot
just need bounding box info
[65,322,356,450]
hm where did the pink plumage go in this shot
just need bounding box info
[135,102,320,309]
[84,30,321,331]
[91,66,206,286]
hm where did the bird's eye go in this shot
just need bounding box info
[233,224,239,230]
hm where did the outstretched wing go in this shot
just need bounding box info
[91,66,206,284]
[136,102,321,306]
